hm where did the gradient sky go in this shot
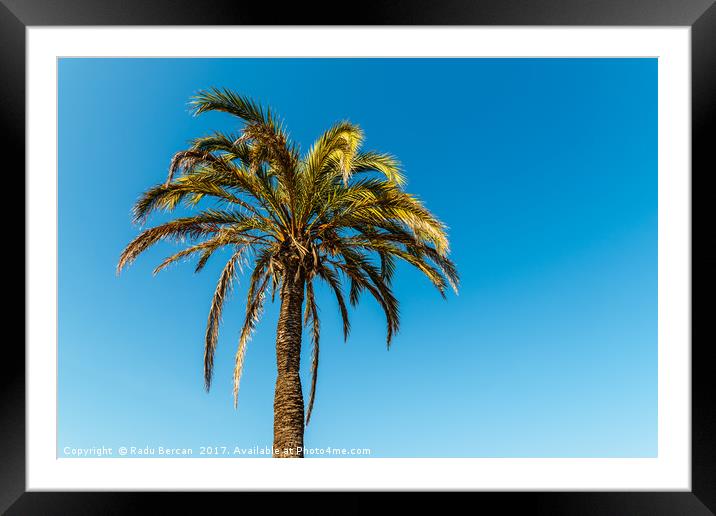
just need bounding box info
[58,58,657,458]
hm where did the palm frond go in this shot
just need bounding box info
[133,171,259,224]
[204,249,245,390]
[190,87,268,126]
[349,151,405,186]
[232,259,272,407]
[332,250,399,347]
[316,265,350,341]
[152,234,235,275]
[117,216,224,274]
[304,279,320,425]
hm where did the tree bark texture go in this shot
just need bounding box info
[273,260,305,458]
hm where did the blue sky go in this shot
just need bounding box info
[58,58,657,458]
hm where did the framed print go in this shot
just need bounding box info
[5,0,715,512]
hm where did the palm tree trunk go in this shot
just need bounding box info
[273,261,305,458]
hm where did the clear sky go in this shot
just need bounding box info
[58,58,657,458]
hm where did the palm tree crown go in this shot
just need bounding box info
[118,88,458,425]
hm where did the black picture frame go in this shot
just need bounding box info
[4,0,714,513]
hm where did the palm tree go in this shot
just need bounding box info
[117,88,458,458]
